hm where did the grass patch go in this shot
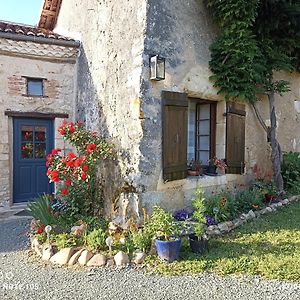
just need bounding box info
[146,200,300,281]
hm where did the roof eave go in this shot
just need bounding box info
[0,31,80,48]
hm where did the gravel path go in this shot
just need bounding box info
[0,217,299,300]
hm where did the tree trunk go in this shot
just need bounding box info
[268,92,285,197]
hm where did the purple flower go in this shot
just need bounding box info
[173,209,191,221]
[205,215,216,225]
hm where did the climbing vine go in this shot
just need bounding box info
[207,0,300,195]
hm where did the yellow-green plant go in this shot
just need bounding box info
[192,188,206,237]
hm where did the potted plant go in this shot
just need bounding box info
[206,157,227,175]
[187,160,202,176]
[146,206,181,262]
[189,188,208,254]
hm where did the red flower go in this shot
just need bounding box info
[69,126,75,133]
[37,225,45,234]
[65,179,72,185]
[46,161,50,167]
[92,131,97,136]
[66,161,75,167]
[74,158,83,167]
[82,165,89,172]
[58,128,66,135]
[86,143,96,153]
[67,152,77,159]
[61,187,69,195]
[81,172,87,180]
[51,148,61,155]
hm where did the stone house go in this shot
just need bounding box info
[2,0,300,215]
[45,0,300,215]
[0,17,79,207]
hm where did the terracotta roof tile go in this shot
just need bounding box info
[0,21,74,41]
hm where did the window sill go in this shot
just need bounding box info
[22,94,48,98]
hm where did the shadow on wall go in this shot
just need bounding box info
[77,48,133,217]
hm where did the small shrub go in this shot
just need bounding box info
[130,228,151,252]
[234,187,265,213]
[86,228,107,251]
[145,206,181,241]
[54,233,78,250]
[192,188,206,237]
[205,192,234,223]
[282,152,300,194]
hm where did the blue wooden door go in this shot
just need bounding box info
[13,118,54,203]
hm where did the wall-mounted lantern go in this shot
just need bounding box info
[150,55,165,81]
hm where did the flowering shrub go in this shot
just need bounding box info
[46,120,113,216]
[208,157,227,172]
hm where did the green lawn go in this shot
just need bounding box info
[146,200,300,281]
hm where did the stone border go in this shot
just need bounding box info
[205,195,300,237]
[30,239,146,268]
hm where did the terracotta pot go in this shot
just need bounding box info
[187,170,200,176]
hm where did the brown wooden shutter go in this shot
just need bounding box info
[162,91,188,181]
[226,102,246,174]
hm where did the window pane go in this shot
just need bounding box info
[35,126,46,141]
[199,104,210,120]
[21,143,33,159]
[199,136,210,151]
[35,143,46,159]
[21,126,33,141]
[27,79,43,96]
[199,150,209,164]
[198,120,210,135]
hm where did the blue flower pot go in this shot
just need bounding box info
[155,238,181,262]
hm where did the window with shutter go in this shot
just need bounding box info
[226,102,246,174]
[162,91,188,181]
[187,99,217,166]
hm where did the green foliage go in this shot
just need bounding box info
[145,206,181,241]
[130,228,151,253]
[27,194,56,226]
[205,192,235,222]
[54,233,78,250]
[86,228,107,251]
[204,186,266,223]
[282,152,300,194]
[233,187,265,212]
[146,200,300,281]
[192,188,206,237]
[207,0,300,101]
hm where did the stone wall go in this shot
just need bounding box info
[137,0,300,212]
[0,39,78,206]
[55,0,300,214]
[55,0,147,214]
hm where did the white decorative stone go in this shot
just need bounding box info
[132,252,146,264]
[86,254,107,267]
[50,248,76,265]
[78,250,94,266]
[114,251,129,266]
[282,199,289,205]
[265,207,273,213]
[218,222,229,232]
[42,244,55,261]
[68,248,84,266]
[247,210,256,219]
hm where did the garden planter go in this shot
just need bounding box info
[187,170,200,176]
[155,238,181,262]
[205,165,217,175]
[189,234,208,254]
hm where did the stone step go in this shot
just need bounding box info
[0,203,30,219]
